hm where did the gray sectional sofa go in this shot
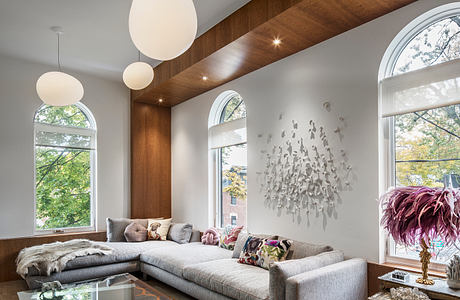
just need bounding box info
[24,218,368,300]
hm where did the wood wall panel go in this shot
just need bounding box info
[0,231,106,282]
[131,101,171,219]
[132,0,415,106]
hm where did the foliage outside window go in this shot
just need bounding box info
[389,15,460,264]
[216,94,247,228]
[34,104,96,232]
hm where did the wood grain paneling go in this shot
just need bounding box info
[131,101,171,219]
[132,0,415,106]
[0,231,106,282]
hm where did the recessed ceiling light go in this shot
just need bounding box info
[202,76,208,81]
[273,38,281,46]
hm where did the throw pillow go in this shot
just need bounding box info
[232,232,278,258]
[202,227,220,245]
[167,223,193,244]
[124,222,148,242]
[147,218,172,240]
[238,236,292,270]
[106,218,149,242]
[219,225,243,250]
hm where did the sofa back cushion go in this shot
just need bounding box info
[277,236,332,260]
[269,250,344,300]
[167,223,193,244]
[106,218,149,242]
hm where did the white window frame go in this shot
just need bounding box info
[208,90,247,229]
[33,103,97,235]
[379,3,460,271]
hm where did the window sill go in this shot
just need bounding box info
[382,262,446,279]
[32,230,105,238]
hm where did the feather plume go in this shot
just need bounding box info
[380,186,460,246]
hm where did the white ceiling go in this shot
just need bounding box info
[0,0,251,81]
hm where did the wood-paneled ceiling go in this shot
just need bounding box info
[132,0,416,106]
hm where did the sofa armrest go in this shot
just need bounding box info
[285,258,367,300]
[269,250,343,300]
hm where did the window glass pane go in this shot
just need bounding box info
[220,143,247,228]
[36,131,93,149]
[35,105,91,128]
[394,16,460,76]
[393,104,460,263]
[220,95,246,123]
[35,147,92,230]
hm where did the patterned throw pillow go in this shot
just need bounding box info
[147,218,172,240]
[219,225,243,250]
[238,236,292,270]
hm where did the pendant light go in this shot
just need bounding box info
[36,27,84,106]
[123,51,154,90]
[128,0,197,61]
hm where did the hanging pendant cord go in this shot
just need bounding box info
[57,33,62,71]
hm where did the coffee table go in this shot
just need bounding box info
[17,273,173,300]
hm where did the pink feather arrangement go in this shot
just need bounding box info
[380,186,460,247]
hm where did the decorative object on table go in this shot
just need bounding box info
[389,287,430,300]
[380,186,460,285]
[201,227,220,245]
[219,225,243,250]
[390,270,410,283]
[16,239,113,278]
[257,109,353,222]
[447,255,460,289]
[147,218,172,240]
[36,26,84,106]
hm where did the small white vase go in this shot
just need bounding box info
[447,279,460,289]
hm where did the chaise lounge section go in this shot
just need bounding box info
[23,218,368,300]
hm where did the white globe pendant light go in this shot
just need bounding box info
[123,51,154,90]
[129,0,198,61]
[36,27,84,106]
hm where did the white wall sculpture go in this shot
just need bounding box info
[257,103,353,220]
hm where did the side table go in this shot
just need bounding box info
[376,271,460,300]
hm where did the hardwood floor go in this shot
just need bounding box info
[0,275,194,300]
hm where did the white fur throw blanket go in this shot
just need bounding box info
[16,239,113,278]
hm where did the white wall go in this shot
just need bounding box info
[172,0,457,262]
[0,54,130,238]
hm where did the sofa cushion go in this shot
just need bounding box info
[238,237,291,270]
[106,218,149,242]
[124,222,148,242]
[269,250,344,300]
[148,218,172,240]
[219,226,243,250]
[167,223,193,244]
[278,236,332,259]
[183,258,269,300]
[232,232,278,258]
[141,243,232,278]
[28,240,179,275]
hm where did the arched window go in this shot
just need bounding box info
[34,103,96,233]
[209,91,247,228]
[380,4,460,267]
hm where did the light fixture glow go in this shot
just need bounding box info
[202,76,208,81]
[36,72,84,106]
[158,98,163,103]
[273,38,281,46]
[129,0,198,61]
[36,27,84,106]
[123,61,154,90]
